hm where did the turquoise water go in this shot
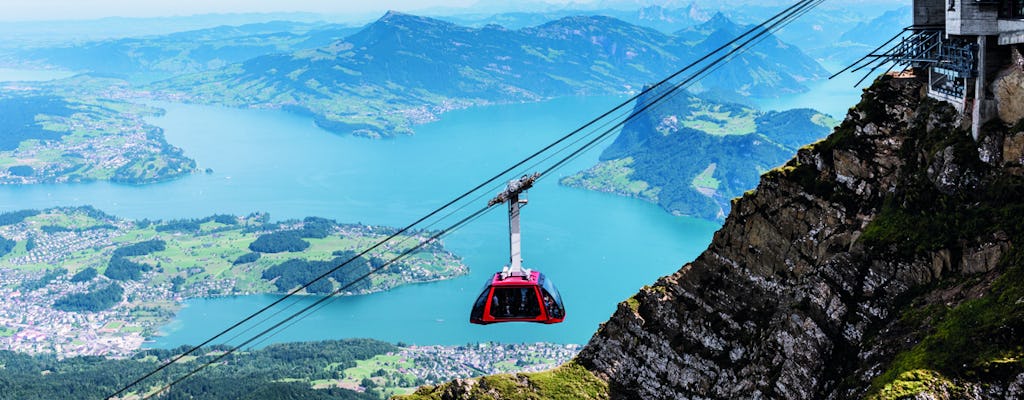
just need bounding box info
[0,96,720,347]
[754,64,866,120]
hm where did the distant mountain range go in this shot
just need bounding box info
[152,11,827,137]
[442,4,711,32]
[11,21,362,82]
[561,84,835,220]
[816,5,911,66]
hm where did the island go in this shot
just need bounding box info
[0,206,466,357]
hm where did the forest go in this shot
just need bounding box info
[70,267,98,283]
[0,209,39,226]
[103,239,166,281]
[249,230,311,253]
[0,235,15,257]
[0,339,394,399]
[0,95,74,151]
[52,282,124,312]
[261,251,373,293]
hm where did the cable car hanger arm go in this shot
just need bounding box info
[487,172,540,207]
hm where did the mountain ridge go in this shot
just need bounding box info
[153,11,827,138]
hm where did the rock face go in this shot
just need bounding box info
[575,76,1024,399]
[994,46,1024,124]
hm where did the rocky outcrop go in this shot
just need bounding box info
[994,46,1024,124]
[575,76,1024,399]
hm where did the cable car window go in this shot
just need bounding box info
[471,286,490,321]
[489,287,541,319]
[540,287,564,319]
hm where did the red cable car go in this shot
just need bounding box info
[470,173,565,325]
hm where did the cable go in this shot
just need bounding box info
[110,1,824,397]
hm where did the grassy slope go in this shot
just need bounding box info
[398,362,608,400]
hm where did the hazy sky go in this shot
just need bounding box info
[1,0,573,21]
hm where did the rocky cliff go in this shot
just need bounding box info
[402,76,1024,399]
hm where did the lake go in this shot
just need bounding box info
[0,66,861,347]
[0,95,720,347]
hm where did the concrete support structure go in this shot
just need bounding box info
[908,0,1024,140]
[973,35,994,140]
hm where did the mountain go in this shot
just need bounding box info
[816,6,912,66]
[401,75,1024,398]
[153,11,827,138]
[442,4,710,32]
[561,86,835,220]
[675,13,827,95]
[13,21,362,82]
[839,6,912,45]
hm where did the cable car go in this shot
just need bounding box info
[470,173,565,325]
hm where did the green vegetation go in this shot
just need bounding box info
[232,252,261,265]
[0,326,16,337]
[691,163,720,191]
[52,282,124,312]
[0,207,465,297]
[0,93,196,184]
[401,362,609,400]
[69,267,98,283]
[560,158,659,202]
[339,354,420,397]
[0,209,39,226]
[867,248,1024,399]
[0,235,15,257]
[249,231,311,253]
[564,90,832,220]
[261,252,374,293]
[0,339,393,400]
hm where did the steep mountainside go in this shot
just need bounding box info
[154,11,826,138]
[402,76,1024,399]
[561,87,834,220]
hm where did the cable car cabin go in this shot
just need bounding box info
[470,270,565,324]
[471,173,565,325]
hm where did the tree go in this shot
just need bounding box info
[70,267,98,283]
[248,231,310,253]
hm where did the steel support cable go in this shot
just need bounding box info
[139,207,493,400]
[109,1,821,397]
